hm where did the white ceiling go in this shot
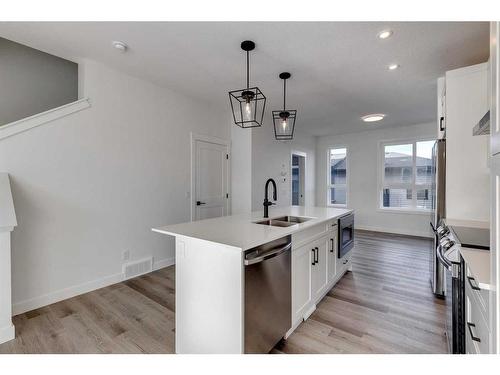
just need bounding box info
[0,22,489,136]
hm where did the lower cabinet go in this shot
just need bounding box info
[465,264,491,354]
[291,221,349,328]
[291,243,313,323]
[327,230,337,284]
[311,237,329,302]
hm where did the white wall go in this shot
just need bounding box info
[0,59,230,314]
[230,126,252,214]
[316,122,436,237]
[0,37,78,126]
[251,121,316,212]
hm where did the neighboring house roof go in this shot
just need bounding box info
[330,152,431,170]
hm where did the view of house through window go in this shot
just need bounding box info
[381,140,435,210]
[328,147,347,206]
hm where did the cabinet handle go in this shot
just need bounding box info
[467,322,481,342]
[314,247,319,264]
[330,238,334,253]
[311,249,315,266]
[439,116,445,131]
[467,276,481,291]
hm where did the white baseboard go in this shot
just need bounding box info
[153,256,175,271]
[0,324,15,344]
[355,224,432,238]
[12,256,176,316]
[12,272,124,316]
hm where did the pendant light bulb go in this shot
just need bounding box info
[281,118,288,131]
[244,101,252,120]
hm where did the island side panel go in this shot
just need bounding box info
[175,236,244,353]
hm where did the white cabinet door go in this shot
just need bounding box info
[292,243,313,324]
[491,22,500,156]
[327,230,337,284]
[311,237,328,302]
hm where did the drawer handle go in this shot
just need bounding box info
[467,276,481,291]
[467,322,481,342]
[330,238,334,253]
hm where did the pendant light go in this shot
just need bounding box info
[228,40,266,128]
[272,72,297,140]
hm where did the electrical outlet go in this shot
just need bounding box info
[122,250,130,261]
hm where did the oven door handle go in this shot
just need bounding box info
[430,222,437,234]
[436,245,452,270]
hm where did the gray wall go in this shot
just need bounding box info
[0,37,78,125]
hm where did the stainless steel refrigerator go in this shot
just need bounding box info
[430,139,446,297]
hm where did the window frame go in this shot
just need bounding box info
[326,146,349,208]
[378,138,435,214]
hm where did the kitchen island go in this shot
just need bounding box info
[153,206,353,354]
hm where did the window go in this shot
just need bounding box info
[380,140,435,211]
[328,147,347,206]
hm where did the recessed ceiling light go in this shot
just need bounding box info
[388,63,400,70]
[112,41,128,52]
[362,114,386,122]
[378,30,393,39]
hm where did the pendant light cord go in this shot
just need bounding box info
[283,78,286,111]
[246,51,250,89]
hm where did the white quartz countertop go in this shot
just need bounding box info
[152,206,353,251]
[444,218,490,229]
[460,247,492,290]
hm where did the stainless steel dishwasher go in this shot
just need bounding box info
[244,235,291,353]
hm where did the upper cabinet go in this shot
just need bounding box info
[491,22,500,156]
[444,63,490,222]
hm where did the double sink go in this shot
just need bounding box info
[254,215,313,227]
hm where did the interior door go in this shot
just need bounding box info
[291,153,306,206]
[194,138,228,221]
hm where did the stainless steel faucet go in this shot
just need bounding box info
[263,178,277,218]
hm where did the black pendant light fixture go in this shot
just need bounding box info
[272,72,297,140]
[228,40,266,128]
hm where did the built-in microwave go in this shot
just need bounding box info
[338,213,354,258]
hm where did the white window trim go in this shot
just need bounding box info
[378,138,434,213]
[326,146,348,208]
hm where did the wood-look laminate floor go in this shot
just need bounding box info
[0,230,448,354]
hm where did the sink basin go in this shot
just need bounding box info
[253,216,313,227]
[254,219,297,227]
[272,215,313,224]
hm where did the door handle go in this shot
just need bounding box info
[467,276,481,291]
[196,201,206,206]
[330,238,334,253]
[467,322,481,342]
[244,243,292,266]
